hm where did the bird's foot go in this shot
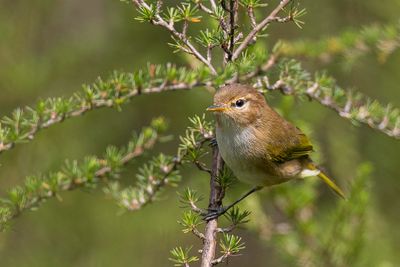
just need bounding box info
[202,206,227,222]
[209,137,218,148]
[202,186,263,222]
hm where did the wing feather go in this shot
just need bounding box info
[268,127,313,163]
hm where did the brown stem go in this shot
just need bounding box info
[247,6,257,28]
[227,0,239,61]
[200,146,225,267]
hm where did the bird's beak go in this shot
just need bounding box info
[206,104,227,112]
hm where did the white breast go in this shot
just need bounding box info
[216,122,270,186]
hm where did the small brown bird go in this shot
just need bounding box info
[205,84,345,219]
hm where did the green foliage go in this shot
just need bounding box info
[178,210,201,234]
[165,7,183,23]
[290,7,307,29]
[1,49,398,160]
[178,3,201,22]
[216,166,237,190]
[104,114,213,213]
[259,59,400,139]
[246,163,373,267]
[0,118,167,231]
[178,114,213,162]
[219,233,245,254]
[196,29,225,48]
[135,4,157,22]
[104,153,181,211]
[1,1,400,266]
[326,163,372,267]
[239,0,268,8]
[179,188,203,208]
[226,207,251,226]
[169,246,199,266]
[277,22,400,66]
[0,65,211,154]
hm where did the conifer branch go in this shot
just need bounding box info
[131,0,218,75]
[0,66,212,156]
[104,153,182,211]
[1,53,398,162]
[275,22,400,65]
[255,59,400,139]
[109,115,214,212]
[0,118,167,231]
[2,1,397,265]
[232,0,292,60]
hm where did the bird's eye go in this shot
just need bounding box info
[235,99,245,108]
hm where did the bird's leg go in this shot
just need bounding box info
[203,185,263,221]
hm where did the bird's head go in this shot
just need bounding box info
[207,84,267,127]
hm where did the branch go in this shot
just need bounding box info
[104,153,182,211]
[254,59,400,139]
[209,0,217,11]
[232,0,292,61]
[1,53,398,161]
[0,118,167,231]
[1,53,398,162]
[224,0,239,62]
[109,115,214,211]
[200,147,225,267]
[194,160,212,174]
[275,22,400,65]
[0,65,213,156]
[247,6,257,28]
[132,0,217,75]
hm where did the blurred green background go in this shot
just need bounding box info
[0,0,399,266]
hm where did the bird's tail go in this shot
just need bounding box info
[317,171,346,199]
[306,163,346,199]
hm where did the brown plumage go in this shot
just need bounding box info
[208,84,345,198]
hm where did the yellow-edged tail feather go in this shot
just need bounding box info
[317,171,346,199]
[306,163,346,199]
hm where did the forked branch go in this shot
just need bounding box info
[232,0,292,60]
[131,0,218,75]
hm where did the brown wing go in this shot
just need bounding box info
[266,123,314,163]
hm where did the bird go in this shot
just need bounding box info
[205,83,345,220]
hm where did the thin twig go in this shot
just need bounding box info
[194,160,212,174]
[227,0,239,61]
[132,0,217,75]
[232,0,292,60]
[207,46,212,62]
[247,7,257,28]
[211,254,229,265]
[209,0,217,11]
[198,3,213,14]
[192,228,206,240]
[216,225,235,233]
[189,201,207,215]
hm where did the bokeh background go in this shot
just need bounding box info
[0,0,399,266]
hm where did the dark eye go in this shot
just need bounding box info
[235,99,245,108]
